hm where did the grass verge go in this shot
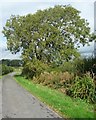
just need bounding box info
[14,75,95,119]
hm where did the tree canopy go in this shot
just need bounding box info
[2,5,94,65]
[0,59,22,67]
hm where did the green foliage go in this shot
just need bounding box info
[47,57,95,75]
[22,59,49,78]
[0,59,22,67]
[73,57,96,76]
[15,75,94,118]
[32,69,96,103]
[2,64,13,75]
[67,75,96,103]
[57,61,76,73]
[9,59,22,67]
[0,65,2,76]
[2,5,94,65]
[19,57,96,80]
[2,4,96,105]
[82,57,96,72]
[33,71,74,89]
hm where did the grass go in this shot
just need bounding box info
[14,75,95,119]
[0,76,2,79]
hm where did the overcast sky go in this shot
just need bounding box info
[0,0,96,59]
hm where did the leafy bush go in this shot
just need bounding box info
[50,58,96,76]
[57,62,75,73]
[73,57,96,76]
[21,57,96,103]
[22,59,49,79]
[22,57,96,80]
[0,65,2,76]
[66,75,96,103]
[2,64,13,75]
[33,71,74,89]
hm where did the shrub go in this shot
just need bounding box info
[33,71,74,89]
[66,75,96,103]
[0,65,1,74]
[56,62,75,73]
[2,64,13,75]
[22,59,49,79]
[73,57,96,76]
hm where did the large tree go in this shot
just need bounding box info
[2,5,94,65]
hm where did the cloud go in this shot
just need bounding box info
[0,35,21,60]
[0,37,21,60]
[1,50,21,60]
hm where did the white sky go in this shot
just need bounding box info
[0,0,96,59]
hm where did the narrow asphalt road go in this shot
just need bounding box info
[2,73,61,118]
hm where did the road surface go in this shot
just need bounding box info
[2,73,61,118]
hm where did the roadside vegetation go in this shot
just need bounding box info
[15,75,95,118]
[15,57,96,118]
[2,64,13,75]
[3,5,96,118]
[0,65,1,78]
[0,59,22,67]
[0,59,22,76]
